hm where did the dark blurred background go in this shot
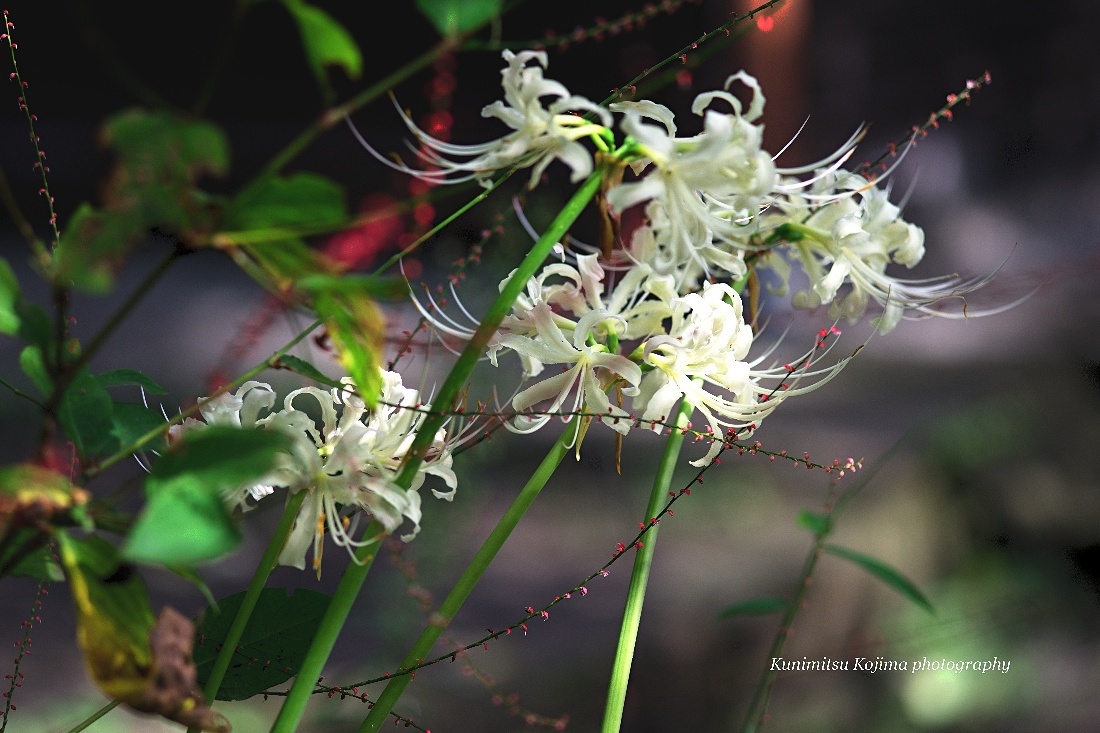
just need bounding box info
[1,1,1099,731]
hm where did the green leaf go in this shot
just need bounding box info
[276,354,343,388]
[282,0,362,91]
[796,509,831,536]
[110,402,169,455]
[415,0,501,37]
[7,539,64,582]
[96,369,167,394]
[224,172,347,232]
[18,345,50,394]
[313,288,384,407]
[103,108,229,181]
[0,257,20,335]
[53,202,145,293]
[298,273,409,301]
[824,544,935,614]
[717,596,789,618]
[122,427,292,566]
[194,588,332,701]
[59,368,118,458]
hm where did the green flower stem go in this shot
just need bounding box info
[184,489,309,733]
[65,700,119,733]
[358,418,578,733]
[270,522,382,733]
[395,169,602,487]
[272,171,601,733]
[601,394,694,733]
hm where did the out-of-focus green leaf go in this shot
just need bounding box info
[59,368,117,458]
[122,427,291,566]
[298,273,409,301]
[57,532,230,731]
[282,0,362,91]
[223,173,346,232]
[194,588,332,701]
[0,257,19,335]
[103,108,229,181]
[110,402,169,455]
[18,345,50,394]
[313,288,384,407]
[717,596,789,618]
[276,354,343,388]
[796,509,831,536]
[96,369,167,394]
[53,203,144,293]
[4,537,64,582]
[415,0,501,37]
[824,544,934,614]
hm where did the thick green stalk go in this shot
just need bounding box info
[270,521,382,733]
[358,419,578,732]
[188,489,308,733]
[271,169,602,733]
[395,169,603,486]
[601,395,694,733]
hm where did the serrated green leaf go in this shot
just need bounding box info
[0,257,20,335]
[717,596,789,618]
[313,289,384,407]
[277,354,343,388]
[96,369,167,394]
[415,0,501,37]
[796,509,831,536]
[122,427,292,565]
[224,172,347,232]
[283,0,362,92]
[59,368,117,458]
[824,544,934,614]
[194,588,332,700]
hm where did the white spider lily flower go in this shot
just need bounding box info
[265,374,456,576]
[634,282,844,466]
[352,49,611,189]
[769,170,999,333]
[496,304,642,440]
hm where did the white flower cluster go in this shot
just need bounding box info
[372,50,991,333]
[170,373,456,576]
[477,254,842,466]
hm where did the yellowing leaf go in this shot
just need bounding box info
[57,532,230,731]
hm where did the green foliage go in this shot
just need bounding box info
[95,368,167,394]
[312,287,384,407]
[59,367,117,458]
[122,427,292,566]
[277,354,343,389]
[796,509,831,536]
[195,587,332,701]
[0,257,19,335]
[2,535,64,581]
[415,0,502,37]
[282,0,362,97]
[18,344,50,394]
[824,543,935,614]
[224,172,346,232]
[53,110,229,292]
[717,596,789,618]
